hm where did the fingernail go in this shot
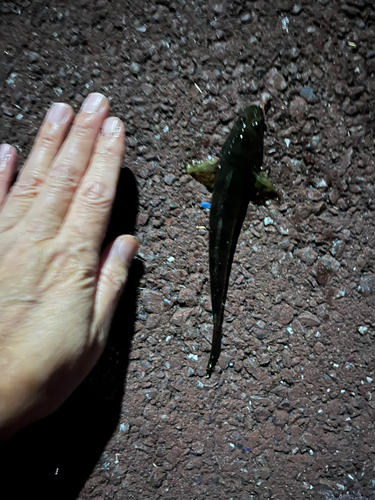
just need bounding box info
[46,103,70,125]
[115,236,138,267]
[81,93,106,113]
[0,144,12,161]
[102,117,122,138]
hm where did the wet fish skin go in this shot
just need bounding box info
[207,105,266,377]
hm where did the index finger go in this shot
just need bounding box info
[0,144,17,208]
[58,116,125,251]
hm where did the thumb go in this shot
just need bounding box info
[93,235,138,345]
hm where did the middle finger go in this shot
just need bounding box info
[23,93,109,239]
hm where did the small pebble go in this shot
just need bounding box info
[289,97,307,120]
[264,217,274,226]
[212,3,223,14]
[188,354,198,361]
[358,274,375,297]
[266,68,287,91]
[164,173,175,185]
[130,62,140,74]
[281,17,289,32]
[300,86,315,102]
[28,51,40,63]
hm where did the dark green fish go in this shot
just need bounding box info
[187,105,278,377]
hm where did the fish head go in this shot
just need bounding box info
[220,105,265,169]
[241,105,265,147]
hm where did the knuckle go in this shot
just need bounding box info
[73,113,99,136]
[11,174,45,199]
[80,180,112,206]
[48,160,81,190]
[94,145,118,165]
[37,128,59,151]
[101,266,125,294]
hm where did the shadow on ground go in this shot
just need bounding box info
[0,167,142,500]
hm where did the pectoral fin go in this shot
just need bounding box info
[253,171,280,203]
[187,159,220,193]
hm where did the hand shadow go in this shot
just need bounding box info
[0,167,143,500]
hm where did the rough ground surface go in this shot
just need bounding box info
[1,0,375,499]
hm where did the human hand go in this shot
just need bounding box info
[0,93,138,440]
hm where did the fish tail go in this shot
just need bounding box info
[206,312,223,377]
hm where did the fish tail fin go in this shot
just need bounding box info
[206,313,223,378]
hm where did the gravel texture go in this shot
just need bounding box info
[0,1,375,499]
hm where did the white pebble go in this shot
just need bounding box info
[264,217,274,226]
[282,17,289,32]
[188,353,198,361]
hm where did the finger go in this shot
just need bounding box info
[0,104,74,231]
[0,144,17,208]
[22,93,109,239]
[59,116,125,249]
[93,235,138,346]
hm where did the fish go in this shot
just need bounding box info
[187,105,278,377]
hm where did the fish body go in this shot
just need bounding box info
[207,105,266,376]
[186,105,278,377]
